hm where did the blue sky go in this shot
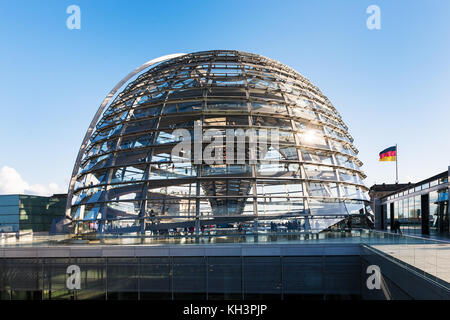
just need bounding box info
[0,0,449,195]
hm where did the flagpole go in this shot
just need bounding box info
[395,143,398,183]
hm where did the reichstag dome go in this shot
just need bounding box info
[66,50,371,235]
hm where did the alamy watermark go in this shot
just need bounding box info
[366,264,381,290]
[66,5,81,30]
[66,264,81,290]
[366,5,381,30]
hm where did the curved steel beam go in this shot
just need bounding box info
[65,53,187,216]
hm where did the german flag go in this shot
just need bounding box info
[379,146,397,161]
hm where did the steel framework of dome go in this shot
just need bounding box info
[66,50,370,235]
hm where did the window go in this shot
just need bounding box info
[421,182,430,190]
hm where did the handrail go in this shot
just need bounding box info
[362,229,450,244]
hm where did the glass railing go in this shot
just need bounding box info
[0,229,364,247]
[1,228,449,288]
[1,228,449,246]
[360,229,450,289]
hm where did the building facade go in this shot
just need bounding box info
[373,168,449,237]
[368,183,411,229]
[0,194,66,233]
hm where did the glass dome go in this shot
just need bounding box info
[67,50,370,234]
